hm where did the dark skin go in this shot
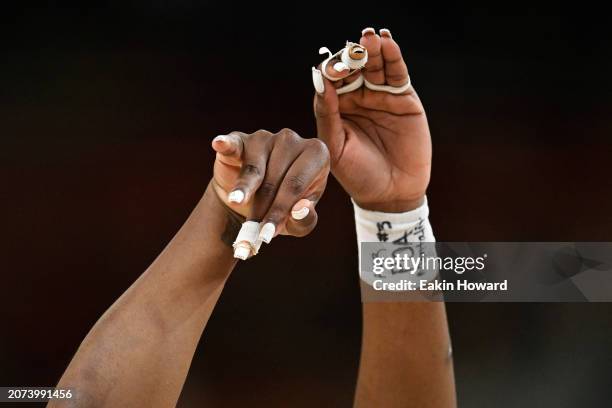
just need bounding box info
[50,129,330,407]
[314,28,456,407]
[51,28,454,407]
[212,129,329,240]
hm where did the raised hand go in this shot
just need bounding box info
[211,128,330,241]
[313,28,431,213]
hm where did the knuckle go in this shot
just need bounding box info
[251,129,273,142]
[285,174,307,195]
[366,62,384,72]
[253,129,272,136]
[257,181,277,198]
[276,128,301,144]
[385,72,408,83]
[278,127,297,136]
[228,131,246,144]
[307,138,329,156]
[307,139,331,164]
[266,206,286,223]
[242,163,261,176]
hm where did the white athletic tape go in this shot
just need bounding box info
[233,221,263,260]
[312,67,325,94]
[353,197,436,285]
[337,74,364,95]
[340,43,368,70]
[363,77,412,94]
[319,42,368,82]
[313,41,412,95]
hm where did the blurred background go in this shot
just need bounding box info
[1,5,611,407]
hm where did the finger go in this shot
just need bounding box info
[342,70,363,85]
[332,70,363,90]
[258,140,329,243]
[313,75,345,164]
[284,199,318,237]
[322,56,352,81]
[314,63,351,93]
[380,28,410,87]
[248,129,303,221]
[212,133,244,167]
[212,132,247,193]
[360,27,385,85]
[228,130,273,205]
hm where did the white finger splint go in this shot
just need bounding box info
[233,221,263,260]
[363,77,412,94]
[312,41,412,95]
[317,42,368,95]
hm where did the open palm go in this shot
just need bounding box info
[314,28,431,212]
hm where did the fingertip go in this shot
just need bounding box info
[379,28,392,39]
[228,189,245,204]
[291,199,313,220]
[360,30,381,47]
[361,27,376,37]
[312,67,325,94]
[380,31,402,54]
[291,206,310,220]
[332,62,350,75]
[285,203,318,237]
[213,135,239,156]
[258,222,276,244]
[212,135,228,149]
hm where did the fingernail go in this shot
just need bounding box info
[213,135,229,143]
[312,67,325,94]
[362,27,375,37]
[291,207,310,220]
[233,244,251,260]
[333,62,349,72]
[228,190,244,204]
[379,28,392,38]
[258,222,275,244]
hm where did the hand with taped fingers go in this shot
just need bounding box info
[211,128,330,259]
[313,27,431,213]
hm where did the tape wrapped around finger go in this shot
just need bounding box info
[312,41,368,95]
[337,75,364,95]
[319,42,368,81]
[233,221,263,260]
[363,77,412,94]
[312,39,413,95]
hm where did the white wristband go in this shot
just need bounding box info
[353,197,436,286]
[353,197,435,245]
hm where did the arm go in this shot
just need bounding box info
[313,28,456,407]
[357,303,454,407]
[51,129,329,407]
[51,183,237,407]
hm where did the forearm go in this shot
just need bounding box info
[355,302,455,408]
[353,199,456,408]
[51,183,238,407]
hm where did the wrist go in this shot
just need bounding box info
[206,180,246,248]
[143,182,240,299]
[353,196,436,289]
[353,195,425,213]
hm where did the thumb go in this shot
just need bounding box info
[283,199,318,237]
[312,69,345,163]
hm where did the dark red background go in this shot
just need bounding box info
[1,7,611,407]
